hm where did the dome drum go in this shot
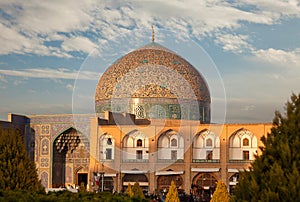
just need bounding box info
[95,98,210,122]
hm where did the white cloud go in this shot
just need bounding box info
[0,23,42,55]
[28,89,36,94]
[0,68,99,80]
[240,0,300,17]
[0,75,7,89]
[13,79,26,86]
[66,84,74,91]
[241,104,255,111]
[0,0,95,57]
[61,36,98,54]
[253,48,300,66]
[0,23,72,57]
[0,0,298,57]
[0,75,7,83]
[0,0,95,34]
[215,34,253,53]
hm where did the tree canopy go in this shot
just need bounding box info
[233,93,300,202]
[125,182,145,200]
[132,182,145,199]
[210,181,230,202]
[125,183,134,198]
[0,126,43,192]
[165,180,180,202]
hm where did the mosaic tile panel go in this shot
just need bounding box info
[40,158,49,168]
[95,98,210,121]
[40,172,49,188]
[41,125,50,135]
[41,138,49,155]
[28,115,92,124]
[95,43,210,102]
[51,123,91,140]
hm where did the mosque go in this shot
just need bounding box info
[1,31,272,201]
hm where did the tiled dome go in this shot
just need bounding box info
[95,42,211,122]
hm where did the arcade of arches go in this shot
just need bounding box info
[28,117,271,197]
[87,121,271,198]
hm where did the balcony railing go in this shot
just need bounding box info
[157,159,184,163]
[229,159,254,163]
[192,159,220,163]
[122,159,149,163]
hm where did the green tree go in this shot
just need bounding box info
[132,181,145,199]
[233,93,300,202]
[0,127,43,192]
[210,181,230,202]
[78,181,86,192]
[165,180,180,202]
[125,183,134,198]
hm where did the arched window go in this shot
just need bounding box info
[229,129,257,161]
[137,139,143,147]
[206,138,212,147]
[171,138,177,147]
[242,138,249,146]
[107,138,112,145]
[122,131,149,161]
[158,130,184,160]
[100,135,114,161]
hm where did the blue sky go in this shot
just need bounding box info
[0,0,300,123]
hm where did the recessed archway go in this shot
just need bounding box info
[122,174,149,193]
[52,127,89,188]
[192,173,217,202]
[157,175,183,191]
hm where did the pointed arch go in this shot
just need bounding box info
[122,130,149,162]
[52,128,89,188]
[40,172,49,188]
[157,130,184,161]
[99,133,115,160]
[206,138,213,147]
[242,138,249,146]
[122,130,148,148]
[52,126,82,143]
[193,129,208,148]
[229,128,258,161]
[171,138,177,147]
[157,129,183,148]
[192,173,217,201]
[192,129,220,162]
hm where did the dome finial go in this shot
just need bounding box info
[152,25,155,43]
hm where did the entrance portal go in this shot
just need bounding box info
[52,128,89,188]
[78,173,88,187]
[157,175,184,201]
[157,175,183,191]
[98,177,114,192]
[122,174,149,194]
[192,173,217,202]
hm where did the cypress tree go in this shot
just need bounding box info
[210,181,230,202]
[0,126,43,192]
[125,183,134,198]
[132,181,145,199]
[165,180,180,202]
[233,93,300,201]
